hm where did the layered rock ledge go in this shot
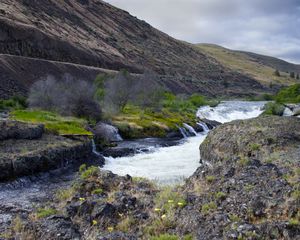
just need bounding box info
[0,120,93,181]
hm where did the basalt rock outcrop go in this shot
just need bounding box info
[2,117,299,239]
[176,116,300,239]
[0,120,44,140]
[0,120,95,181]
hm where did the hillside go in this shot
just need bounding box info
[0,0,271,99]
[196,44,300,86]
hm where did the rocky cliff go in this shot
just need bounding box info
[0,0,272,98]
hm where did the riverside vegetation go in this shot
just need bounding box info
[3,71,217,139]
[261,83,300,116]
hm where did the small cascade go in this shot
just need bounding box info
[197,122,210,132]
[179,127,189,138]
[92,140,102,156]
[111,126,123,142]
[183,123,198,136]
[283,107,293,116]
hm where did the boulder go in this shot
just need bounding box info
[200,115,300,166]
[284,104,300,116]
[175,115,300,239]
[198,118,221,130]
[93,122,123,143]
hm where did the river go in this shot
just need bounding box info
[0,101,266,231]
[103,101,266,185]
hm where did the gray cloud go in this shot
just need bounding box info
[106,0,300,63]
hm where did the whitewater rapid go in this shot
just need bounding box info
[103,101,266,184]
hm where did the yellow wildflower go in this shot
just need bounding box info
[92,220,98,225]
[161,214,166,219]
[154,208,161,212]
[107,227,114,232]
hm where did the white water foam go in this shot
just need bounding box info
[103,135,206,185]
[103,101,266,185]
[197,101,266,123]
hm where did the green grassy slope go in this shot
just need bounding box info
[196,44,299,86]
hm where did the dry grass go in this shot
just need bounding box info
[196,44,297,86]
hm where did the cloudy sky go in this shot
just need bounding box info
[106,0,300,64]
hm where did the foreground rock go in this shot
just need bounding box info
[7,169,157,239]
[2,116,299,239]
[177,116,300,239]
[284,104,300,116]
[0,120,100,181]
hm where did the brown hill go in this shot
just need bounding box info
[196,44,300,86]
[0,0,282,99]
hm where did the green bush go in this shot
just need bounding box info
[162,93,208,113]
[80,166,99,180]
[262,102,285,116]
[275,84,300,103]
[189,94,206,107]
[0,96,27,111]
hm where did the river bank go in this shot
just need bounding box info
[2,113,298,239]
[2,100,299,240]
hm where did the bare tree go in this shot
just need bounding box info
[102,69,165,113]
[132,70,164,108]
[28,75,59,111]
[104,70,135,111]
[28,74,102,121]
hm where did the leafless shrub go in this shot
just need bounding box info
[132,70,164,109]
[103,70,135,112]
[103,70,164,112]
[28,74,102,120]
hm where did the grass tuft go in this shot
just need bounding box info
[36,207,58,219]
